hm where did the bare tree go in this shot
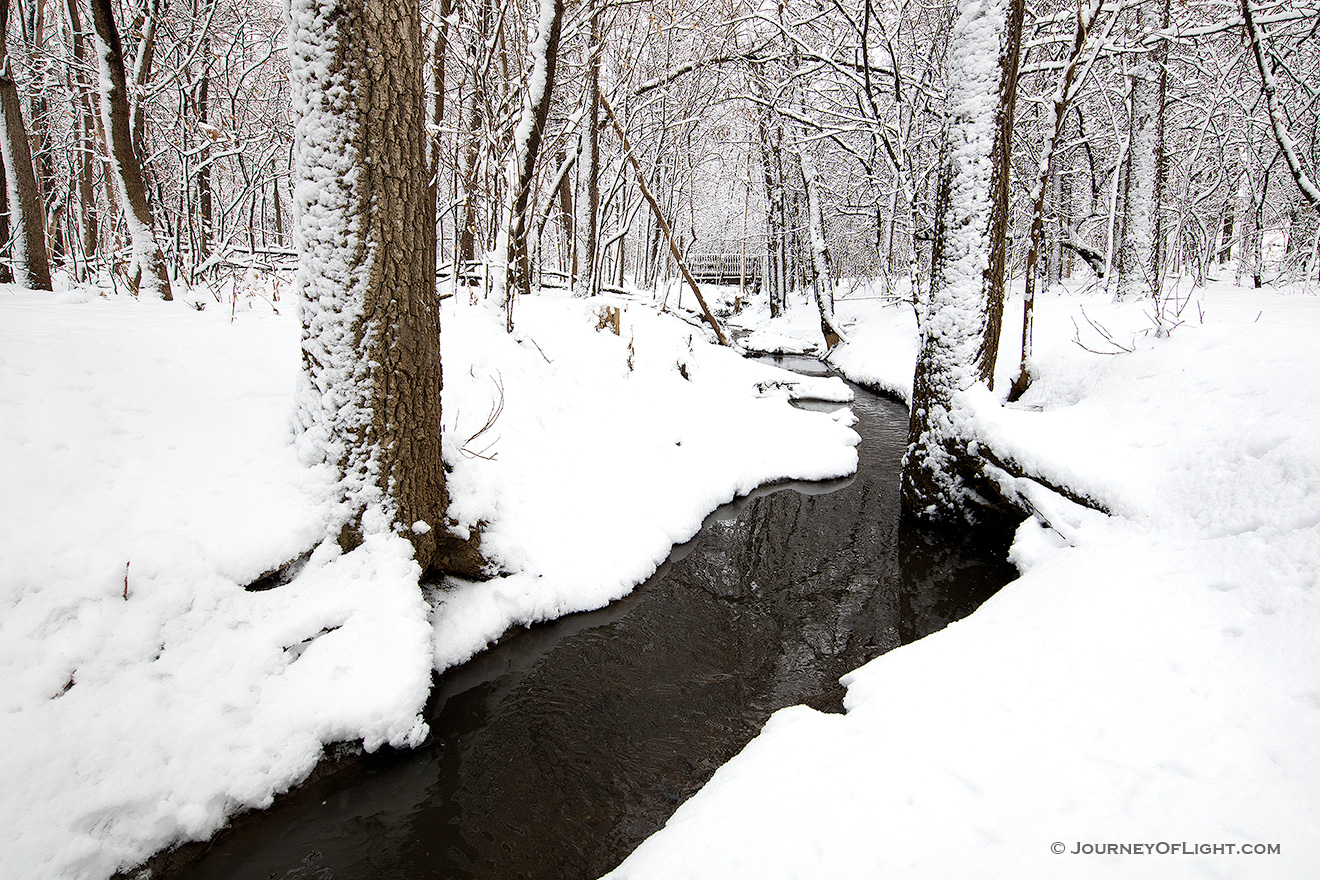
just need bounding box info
[1010,0,1111,400]
[89,0,172,298]
[1240,0,1320,212]
[0,0,51,289]
[499,0,566,323]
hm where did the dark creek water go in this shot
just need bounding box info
[160,357,1017,880]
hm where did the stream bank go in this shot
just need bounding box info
[157,358,1016,880]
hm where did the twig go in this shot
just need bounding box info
[1071,304,1134,354]
[523,336,553,364]
[461,373,504,459]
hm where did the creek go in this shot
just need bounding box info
[163,356,1017,880]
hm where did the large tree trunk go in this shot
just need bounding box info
[0,0,51,289]
[288,0,479,574]
[89,0,171,299]
[900,0,1025,524]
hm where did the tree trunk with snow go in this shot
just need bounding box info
[797,138,844,349]
[0,0,51,290]
[977,0,1026,382]
[573,4,601,298]
[89,0,171,299]
[1010,0,1107,401]
[1115,4,1158,302]
[1148,0,1170,297]
[756,91,787,318]
[501,0,565,319]
[1235,143,1261,288]
[900,0,1025,524]
[457,0,491,266]
[63,0,98,268]
[289,0,480,575]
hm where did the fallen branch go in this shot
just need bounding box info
[977,443,1112,516]
[597,90,729,346]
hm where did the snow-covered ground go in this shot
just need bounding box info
[0,279,857,880]
[609,276,1320,878]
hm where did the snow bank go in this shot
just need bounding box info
[432,292,858,669]
[0,286,432,880]
[608,279,1320,879]
[0,280,858,880]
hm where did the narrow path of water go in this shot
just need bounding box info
[161,357,1017,880]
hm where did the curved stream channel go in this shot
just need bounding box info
[164,357,1017,880]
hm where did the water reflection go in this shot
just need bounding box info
[161,370,1016,880]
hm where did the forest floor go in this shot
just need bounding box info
[609,272,1320,879]
[0,277,858,880]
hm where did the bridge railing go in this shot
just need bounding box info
[685,253,763,286]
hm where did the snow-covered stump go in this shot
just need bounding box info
[900,0,1023,524]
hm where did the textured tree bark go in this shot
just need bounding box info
[976,0,1026,388]
[900,0,1025,525]
[22,0,61,266]
[0,0,51,289]
[89,0,171,299]
[289,0,481,574]
[188,0,211,270]
[553,148,574,277]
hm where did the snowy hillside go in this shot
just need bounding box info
[609,278,1320,879]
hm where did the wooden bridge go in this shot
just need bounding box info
[685,253,762,287]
